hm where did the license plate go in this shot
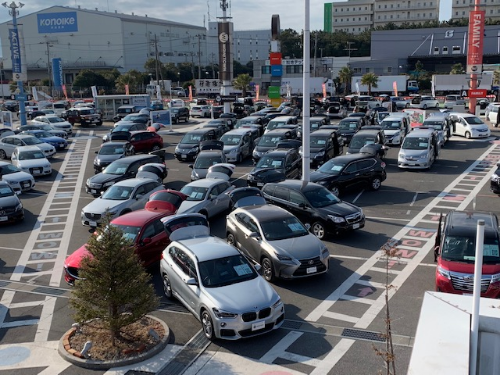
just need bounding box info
[181,154,187,159]
[252,320,265,331]
[91,189,97,194]
[257,182,264,187]
[60,143,65,147]
[306,266,317,274]
[353,223,360,229]
[0,216,7,221]
[89,221,97,227]
[23,183,30,188]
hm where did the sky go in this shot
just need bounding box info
[0,0,453,32]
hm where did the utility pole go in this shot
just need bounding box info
[344,41,357,64]
[312,32,318,77]
[152,34,159,84]
[197,34,202,79]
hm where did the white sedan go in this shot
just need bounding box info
[410,96,440,109]
[0,135,56,159]
[0,161,35,192]
[190,105,211,118]
[11,146,52,177]
[31,115,73,135]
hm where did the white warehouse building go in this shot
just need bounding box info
[0,6,208,85]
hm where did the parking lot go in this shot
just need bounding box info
[1,116,500,375]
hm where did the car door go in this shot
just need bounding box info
[0,137,16,157]
[166,246,199,314]
[233,212,263,262]
[356,159,379,189]
[130,133,146,152]
[285,151,301,179]
[338,161,361,191]
[288,189,312,225]
[136,219,169,265]
[211,181,232,216]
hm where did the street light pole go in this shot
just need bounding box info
[3,1,27,125]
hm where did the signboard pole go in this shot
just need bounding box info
[466,2,485,115]
[4,2,27,125]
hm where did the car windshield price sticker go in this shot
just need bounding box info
[233,263,252,276]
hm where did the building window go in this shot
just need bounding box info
[365,68,370,73]
[433,46,439,54]
[262,66,271,74]
[430,12,432,16]
[452,46,461,54]
[442,46,449,54]
[397,14,400,18]
[390,15,393,19]
[387,67,392,73]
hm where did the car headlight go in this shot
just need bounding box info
[86,178,91,186]
[275,253,293,261]
[328,215,345,223]
[321,246,330,258]
[316,150,325,157]
[437,266,450,280]
[318,180,328,186]
[15,203,22,211]
[398,153,405,159]
[228,148,238,155]
[108,211,117,216]
[247,174,255,181]
[192,171,199,180]
[491,173,500,181]
[103,181,114,187]
[95,158,101,165]
[392,131,400,138]
[272,298,282,309]
[191,146,199,153]
[420,153,429,159]
[212,308,238,319]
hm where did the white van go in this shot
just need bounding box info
[380,116,410,145]
[398,128,440,170]
[169,99,185,108]
[449,113,491,139]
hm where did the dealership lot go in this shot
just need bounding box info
[1,120,500,374]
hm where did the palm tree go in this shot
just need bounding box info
[338,66,353,94]
[360,72,379,95]
[450,63,465,74]
[233,73,252,97]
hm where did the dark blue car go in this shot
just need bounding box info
[22,130,67,150]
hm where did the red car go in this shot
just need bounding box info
[129,131,163,153]
[64,190,187,285]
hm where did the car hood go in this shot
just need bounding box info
[17,159,50,169]
[65,244,91,269]
[95,154,124,164]
[255,145,275,153]
[383,129,399,136]
[192,168,209,179]
[83,197,127,214]
[177,200,203,214]
[205,276,278,312]
[310,170,336,183]
[42,136,65,142]
[310,146,326,154]
[316,201,360,216]
[0,194,20,208]
[177,143,198,151]
[223,145,238,152]
[205,171,230,181]
[269,234,323,259]
[250,168,286,182]
[89,173,122,184]
[2,171,33,183]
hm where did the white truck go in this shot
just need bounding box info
[351,75,419,95]
[431,73,494,96]
[280,77,333,96]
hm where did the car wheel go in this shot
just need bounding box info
[227,233,236,247]
[465,131,471,139]
[152,144,161,151]
[423,104,427,109]
[236,153,242,164]
[371,177,382,191]
[201,309,215,340]
[331,186,340,197]
[162,274,173,299]
[97,121,103,126]
[261,256,275,282]
[0,150,6,159]
[311,221,326,240]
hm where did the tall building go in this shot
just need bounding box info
[451,0,500,21]
[324,0,440,34]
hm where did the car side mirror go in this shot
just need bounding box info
[186,277,198,286]
[141,237,152,245]
[299,202,307,209]
[136,193,144,200]
[249,232,260,240]
[188,164,193,169]
[254,263,262,273]
[95,151,98,154]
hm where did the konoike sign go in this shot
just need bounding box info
[37,12,78,34]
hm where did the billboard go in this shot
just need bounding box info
[37,12,78,34]
[466,10,485,74]
[9,29,21,75]
[218,22,233,82]
[52,58,63,89]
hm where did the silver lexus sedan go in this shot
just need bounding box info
[226,205,330,282]
[159,214,284,340]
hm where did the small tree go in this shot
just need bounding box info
[233,73,252,97]
[360,72,379,95]
[70,215,159,346]
[450,63,465,74]
[338,66,354,94]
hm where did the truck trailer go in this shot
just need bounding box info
[431,73,494,96]
[351,75,419,95]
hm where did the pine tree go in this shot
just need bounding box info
[69,215,159,346]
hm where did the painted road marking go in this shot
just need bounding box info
[256,143,500,374]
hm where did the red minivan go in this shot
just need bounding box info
[64,190,187,285]
[434,211,500,298]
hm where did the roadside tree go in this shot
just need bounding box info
[360,72,379,95]
[233,73,252,96]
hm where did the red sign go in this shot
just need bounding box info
[269,52,282,66]
[466,10,485,74]
[467,89,487,98]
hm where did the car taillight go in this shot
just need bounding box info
[381,162,386,168]
[161,252,164,259]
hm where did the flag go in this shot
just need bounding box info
[431,81,435,98]
[393,81,398,97]
[322,83,327,99]
[91,86,98,98]
[125,84,129,96]
[32,87,39,101]
[434,213,443,262]
[156,85,162,101]
[356,82,360,96]
[188,85,193,101]
[62,84,68,100]
[255,85,260,101]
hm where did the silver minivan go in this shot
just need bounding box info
[449,113,491,139]
[398,128,439,169]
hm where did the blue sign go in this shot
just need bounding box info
[9,29,21,74]
[16,94,27,101]
[271,65,282,77]
[52,58,63,89]
[151,110,171,126]
[37,12,78,34]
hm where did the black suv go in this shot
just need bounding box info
[252,128,296,163]
[85,154,164,196]
[247,148,301,188]
[305,129,343,167]
[310,153,387,197]
[174,128,218,161]
[262,180,365,239]
[337,117,364,145]
[171,107,190,124]
[347,128,387,158]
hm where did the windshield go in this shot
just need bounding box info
[441,236,500,264]
[381,120,401,130]
[48,117,64,123]
[199,254,257,288]
[111,224,141,242]
[194,155,223,169]
[423,120,444,130]
[338,121,359,131]
[220,134,241,146]
[103,162,128,175]
[310,136,328,147]
[36,131,54,138]
[101,185,134,200]
[256,156,284,169]
[304,187,341,208]
[0,185,15,197]
[100,145,125,155]
[267,121,287,131]
[258,135,282,147]
[23,137,42,145]
[317,159,347,175]
[464,116,485,125]
[18,150,45,160]
[180,133,202,145]
[261,216,309,240]
[402,137,429,150]
[180,185,209,201]
[350,136,376,149]
[114,125,132,132]
[0,164,21,175]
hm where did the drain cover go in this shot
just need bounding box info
[341,328,385,342]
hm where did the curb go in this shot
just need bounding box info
[58,315,170,370]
